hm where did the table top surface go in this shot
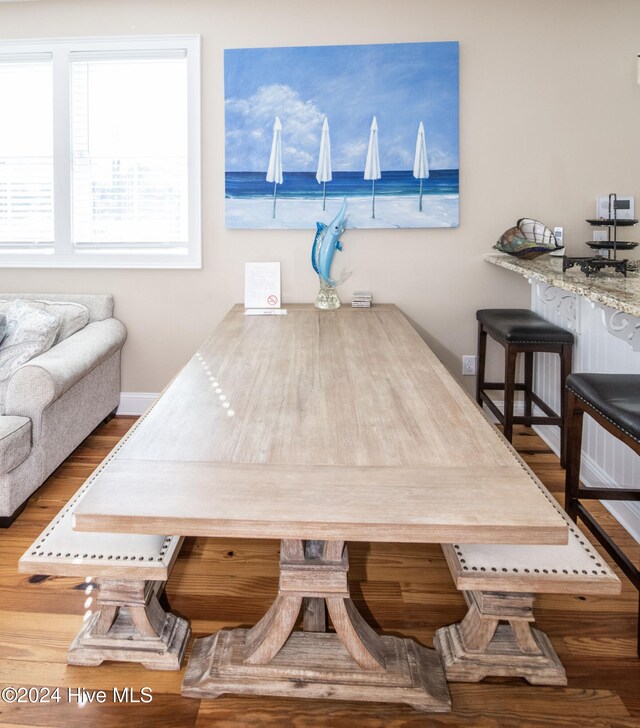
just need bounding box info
[74,304,567,544]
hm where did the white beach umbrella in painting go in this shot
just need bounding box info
[413,121,429,212]
[266,116,283,219]
[316,116,332,211]
[364,116,381,219]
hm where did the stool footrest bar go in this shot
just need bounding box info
[575,503,640,590]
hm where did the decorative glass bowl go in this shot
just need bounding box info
[494,218,563,259]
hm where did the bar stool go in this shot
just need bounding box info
[564,373,640,656]
[476,309,574,464]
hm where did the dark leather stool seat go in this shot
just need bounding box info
[477,309,575,345]
[566,373,640,443]
[564,372,640,657]
[476,309,574,463]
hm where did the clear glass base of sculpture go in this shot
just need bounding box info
[315,276,341,310]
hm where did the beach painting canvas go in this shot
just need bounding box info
[224,41,459,229]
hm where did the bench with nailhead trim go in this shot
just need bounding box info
[435,505,620,685]
[19,490,188,669]
[19,487,189,669]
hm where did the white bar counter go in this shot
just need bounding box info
[485,252,640,541]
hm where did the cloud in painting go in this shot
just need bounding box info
[225,84,326,172]
[426,145,455,172]
[336,140,368,171]
[382,131,456,172]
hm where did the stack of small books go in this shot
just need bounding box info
[352,291,372,308]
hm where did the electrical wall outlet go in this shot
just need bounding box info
[462,355,477,376]
[593,231,608,242]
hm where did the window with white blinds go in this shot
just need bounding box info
[0,37,201,269]
[0,56,54,247]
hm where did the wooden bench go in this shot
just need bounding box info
[19,483,189,670]
[435,505,620,685]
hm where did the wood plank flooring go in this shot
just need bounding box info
[0,417,638,727]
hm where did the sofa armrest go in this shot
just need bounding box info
[4,319,127,418]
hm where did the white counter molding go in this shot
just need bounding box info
[485,253,640,541]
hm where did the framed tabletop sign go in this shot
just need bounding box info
[244,261,282,310]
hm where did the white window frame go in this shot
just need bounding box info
[0,35,201,269]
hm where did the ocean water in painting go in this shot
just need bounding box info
[224,41,459,230]
[226,169,458,200]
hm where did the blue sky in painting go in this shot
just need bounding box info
[224,41,458,173]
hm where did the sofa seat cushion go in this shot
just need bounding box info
[0,416,31,473]
[0,299,89,345]
[0,301,61,413]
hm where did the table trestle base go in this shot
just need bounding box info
[183,628,451,711]
[67,579,190,670]
[433,590,566,686]
[182,539,451,711]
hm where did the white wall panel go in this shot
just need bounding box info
[531,282,640,542]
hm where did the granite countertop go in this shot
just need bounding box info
[484,252,640,318]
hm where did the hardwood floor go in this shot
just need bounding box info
[1,417,638,727]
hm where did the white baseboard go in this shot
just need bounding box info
[117,392,158,416]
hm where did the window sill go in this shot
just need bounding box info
[0,249,202,269]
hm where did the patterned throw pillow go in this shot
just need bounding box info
[0,299,89,345]
[0,314,6,346]
[0,300,61,413]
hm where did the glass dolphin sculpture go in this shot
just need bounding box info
[311,198,348,286]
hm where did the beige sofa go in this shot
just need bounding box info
[0,294,126,525]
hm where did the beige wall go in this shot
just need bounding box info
[1,0,639,394]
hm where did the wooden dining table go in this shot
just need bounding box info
[73,304,567,711]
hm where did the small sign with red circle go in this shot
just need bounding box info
[245,262,281,310]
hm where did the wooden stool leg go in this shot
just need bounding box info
[476,322,487,407]
[503,345,518,443]
[524,351,534,421]
[637,592,640,659]
[564,390,584,522]
[559,343,573,468]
